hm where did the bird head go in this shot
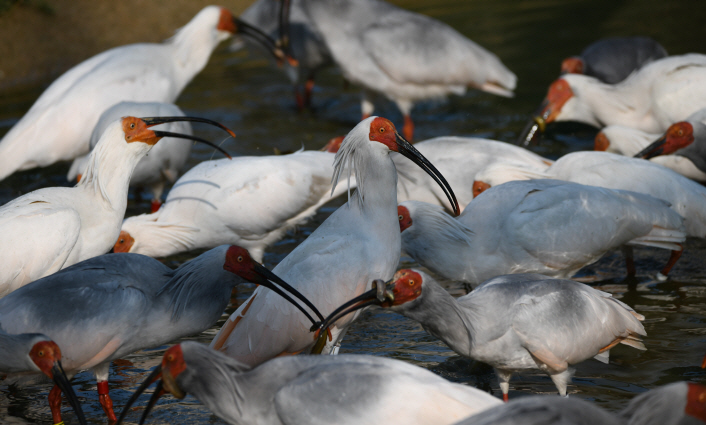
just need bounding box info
[312,269,427,338]
[121,116,233,157]
[223,246,325,325]
[29,340,87,425]
[516,78,574,146]
[560,56,585,75]
[635,121,694,159]
[333,117,459,215]
[217,8,296,67]
[161,344,188,399]
[594,130,611,151]
[397,205,413,232]
[112,230,135,253]
[472,180,491,197]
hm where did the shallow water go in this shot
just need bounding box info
[1,0,706,423]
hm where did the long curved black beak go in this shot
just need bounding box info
[310,280,393,355]
[634,135,666,159]
[516,101,549,147]
[51,361,87,425]
[252,262,325,325]
[115,365,163,425]
[139,380,165,425]
[235,17,296,66]
[278,0,292,55]
[395,131,460,216]
[140,116,235,159]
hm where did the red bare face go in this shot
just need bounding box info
[224,246,257,280]
[686,383,706,421]
[390,269,423,306]
[368,117,400,151]
[113,230,134,253]
[594,131,610,151]
[324,136,345,153]
[540,79,574,124]
[122,117,162,145]
[472,180,491,198]
[398,205,412,232]
[662,122,694,154]
[162,344,187,398]
[28,340,61,378]
[561,57,584,75]
[217,8,237,33]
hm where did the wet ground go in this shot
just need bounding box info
[1,0,706,423]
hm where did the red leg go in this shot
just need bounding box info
[502,393,509,402]
[402,115,414,141]
[49,384,63,425]
[150,199,162,213]
[622,246,636,277]
[294,86,305,112]
[304,78,315,109]
[660,245,683,276]
[97,381,117,422]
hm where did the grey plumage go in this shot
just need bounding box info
[573,37,668,84]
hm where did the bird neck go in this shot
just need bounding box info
[155,246,241,331]
[394,281,476,355]
[77,130,151,211]
[167,10,229,91]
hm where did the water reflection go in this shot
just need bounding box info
[1,0,706,423]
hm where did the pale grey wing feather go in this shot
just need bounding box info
[501,181,682,269]
[361,12,510,88]
[0,254,170,368]
[274,355,500,425]
[455,395,622,425]
[620,382,691,425]
[507,279,644,366]
[0,201,81,296]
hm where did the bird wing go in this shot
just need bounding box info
[360,12,510,89]
[498,181,683,273]
[508,279,645,370]
[0,196,81,297]
[0,254,168,370]
[650,58,706,124]
[272,355,500,425]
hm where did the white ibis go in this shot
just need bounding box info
[209,116,458,366]
[0,245,323,422]
[560,36,667,84]
[114,149,351,262]
[236,0,333,110]
[397,180,686,286]
[518,54,706,145]
[472,151,706,239]
[0,115,231,298]
[117,341,502,425]
[635,113,706,183]
[299,0,517,140]
[67,102,194,213]
[454,382,706,424]
[393,136,551,213]
[318,270,646,401]
[0,331,87,425]
[0,6,283,181]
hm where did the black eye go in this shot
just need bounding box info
[130,123,135,129]
[38,350,44,357]
[237,256,243,262]
[119,239,124,244]
[398,214,403,221]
